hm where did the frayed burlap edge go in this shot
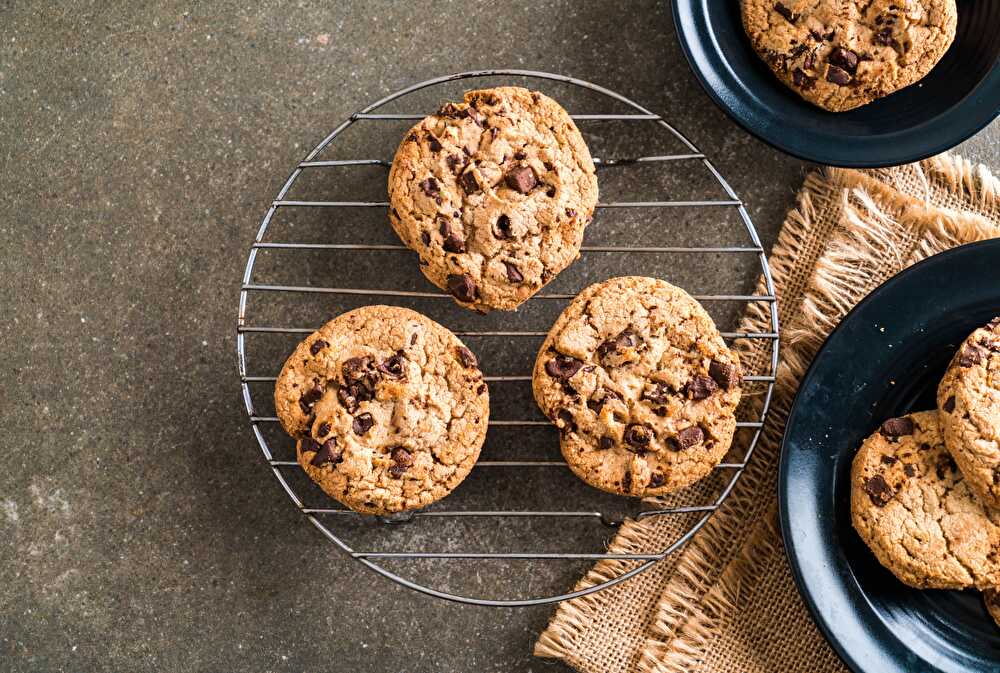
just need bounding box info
[638,155,1000,673]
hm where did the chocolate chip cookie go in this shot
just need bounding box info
[532,276,742,497]
[937,318,1000,509]
[851,410,1000,590]
[387,86,598,312]
[274,306,489,514]
[742,0,957,111]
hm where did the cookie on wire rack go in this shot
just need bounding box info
[532,276,743,497]
[273,305,489,514]
[387,86,598,313]
[851,410,1000,590]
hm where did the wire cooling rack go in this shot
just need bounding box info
[237,70,779,607]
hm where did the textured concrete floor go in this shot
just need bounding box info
[1,2,997,672]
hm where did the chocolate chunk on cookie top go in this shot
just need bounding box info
[532,276,742,497]
[742,0,957,111]
[387,86,598,312]
[937,318,1000,509]
[851,410,1000,590]
[274,306,489,514]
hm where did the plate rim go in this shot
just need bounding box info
[778,238,1000,673]
[671,0,1000,168]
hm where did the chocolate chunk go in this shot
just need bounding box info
[774,2,797,23]
[428,136,443,152]
[378,354,406,379]
[419,177,439,196]
[792,68,816,89]
[880,417,914,437]
[959,345,986,367]
[649,472,665,488]
[624,423,652,450]
[903,463,917,477]
[420,231,431,246]
[299,385,324,412]
[565,208,576,218]
[597,329,642,362]
[439,220,466,253]
[504,166,537,194]
[513,151,526,160]
[642,383,675,406]
[316,422,331,437]
[301,437,320,454]
[546,186,556,197]
[863,474,893,507]
[803,51,815,70]
[388,446,413,477]
[477,383,487,395]
[828,47,858,74]
[460,170,480,194]
[337,380,373,414]
[446,274,478,303]
[676,426,704,450]
[503,261,524,284]
[311,439,342,467]
[708,360,739,390]
[826,65,851,85]
[545,354,583,379]
[556,409,576,435]
[880,455,898,465]
[599,436,614,450]
[686,375,718,400]
[456,346,478,369]
[446,154,464,174]
[622,470,632,493]
[874,28,894,46]
[342,357,371,382]
[310,339,328,356]
[493,214,513,239]
[352,413,374,436]
[943,395,956,413]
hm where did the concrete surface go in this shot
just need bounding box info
[1,2,996,672]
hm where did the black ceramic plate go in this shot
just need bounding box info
[780,239,1000,673]
[672,0,1000,167]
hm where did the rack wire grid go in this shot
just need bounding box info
[237,70,779,607]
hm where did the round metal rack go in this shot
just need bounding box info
[237,70,779,607]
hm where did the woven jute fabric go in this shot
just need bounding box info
[535,154,1000,673]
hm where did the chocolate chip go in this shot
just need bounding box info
[446,154,464,174]
[493,214,513,239]
[959,345,986,367]
[599,436,614,450]
[317,422,331,437]
[352,413,374,436]
[420,231,431,246]
[446,274,478,303]
[874,28,894,46]
[545,354,583,379]
[439,220,466,253]
[880,455,898,465]
[880,417,914,437]
[460,170,480,194]
[793,66,817,89]
[826,65,851,85]
[686,376,718,400]
[649,472,665,488]
[803,51,815,69]
[828,47,858,74]
[503,261,523,284]
[419,177,439,196]
[505,166,537,194]
[378,354,406,379]
[546,186,556,197]
[943,395,956,413]
[456,346,477,369]
[342,357,371,382]
[597,329,642,362]
[903,464,917,477]
[708,360,739,390]
[622,470,632,493]
[301,437,320,454]
[556,409,576,435]
[299,385,324,412]
[477,383,487,395]
[388,446,413,477]
[624,424,652,450]
[565,208,576,218]
[512,151,527,160]
[642,383,675,406]
[936,454,957,480]
[337,379,372,414]
[863,474,893,507]
[428,136,443,152]
[676,426,704,450]
[774,2,797,23]
[310,339,328,356]
[311,439,342,466]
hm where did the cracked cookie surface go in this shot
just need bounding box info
[851,410,1000,590]
[937,318,1000,509]
[532,276,742,497]
[274,306,489,514]
[387,86,598,312]
[742,0,957,111]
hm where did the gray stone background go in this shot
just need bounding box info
[2,2,996,672]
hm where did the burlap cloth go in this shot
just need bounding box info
[535,153,1000,673]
